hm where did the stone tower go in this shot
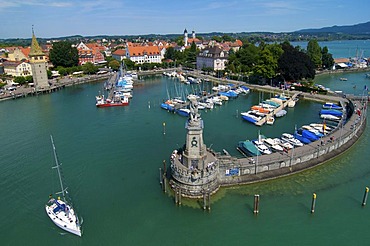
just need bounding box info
[184,28,188,47]
[29,29,49,90]
[169,98,219,198]
[182,99,207,170]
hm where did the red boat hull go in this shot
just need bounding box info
[96,102,129,107]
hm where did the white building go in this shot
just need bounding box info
[3,61,32,77]
[196,46,228,71]
[126,45,162,64]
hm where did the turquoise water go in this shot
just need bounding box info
[314,71,370,96]
[1,70,370,244]
[291,39,370,59]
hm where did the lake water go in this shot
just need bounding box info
[291,39,370,59]
[1,44,370,245]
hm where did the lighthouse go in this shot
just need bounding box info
[169,98,219,198]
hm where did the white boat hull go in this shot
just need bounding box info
[45,199,81,237]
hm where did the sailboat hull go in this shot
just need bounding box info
[45,200,81,236]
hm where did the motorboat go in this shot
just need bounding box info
[266,116,275,125]
[240,111,262,124]
[252,139,272,155]
[237,140,261,156]
[301,125,325,137]
[294,130,313,144]
[310,123,332,132]
[96,95,129,107]
[273,138,293,150]
[322,103,342,110]
[263,138,284,152]
[176,108,190,117]
[251,105,272,114]
[275,109,287,118]
[320,109,343,117]
[281,133,304,147]
[320,114,341,121]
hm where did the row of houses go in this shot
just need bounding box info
[0,29,244,77]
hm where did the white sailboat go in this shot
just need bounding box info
[45,135,82,237]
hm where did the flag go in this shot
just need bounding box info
[322,122,326,132]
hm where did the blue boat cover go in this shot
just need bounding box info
[53,200,66,213]
[294,132,311,144]
[301,130,319,141]
[320,109,343,117]
[241,115,257,123]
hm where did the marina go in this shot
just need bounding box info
[1,69,370,245]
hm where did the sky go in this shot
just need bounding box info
[0,0,369,39]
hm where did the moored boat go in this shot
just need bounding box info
[320,114,341,121]
[240,111,262,124]
[237,140,261,156]
[322,103,342,110]
[266,116,275,125]
[320,109,343,117]
[293,131,312,144]
[263,138,284,152]
[273,138,293,150]
[275,109,287,118]
[176,108,190,117]
[252,139,272,155]
[281,133,304,147]
[96,95,129,107]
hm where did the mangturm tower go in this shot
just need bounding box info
[29,28,49,90]
[169,98,219,198]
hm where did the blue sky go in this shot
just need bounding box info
[1,0,369,39]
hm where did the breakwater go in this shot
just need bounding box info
[169,94,367,198]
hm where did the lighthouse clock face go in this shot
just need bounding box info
[191,136,198,149]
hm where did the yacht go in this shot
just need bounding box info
[263,138,284,152]
[281,133,304,147]
[252,139,272,155]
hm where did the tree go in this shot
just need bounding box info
[222,34,235,42]
[25,75,33,83]
[108,60,120,71]
[183,42,197,68]
[278,42,315,81]
[307,39,322,69]
[82,62,98,74]
[123,59,135,70]
[164,47,176,60]
[13,76,26,84]
[321,46,334,70]
[49,41,79,67]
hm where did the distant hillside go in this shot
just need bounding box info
[296,21,370,34]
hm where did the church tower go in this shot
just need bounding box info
[192,30,195,39]
[184,28,188,47]
[29,28,49,90]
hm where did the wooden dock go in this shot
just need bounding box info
[255,92,300,126]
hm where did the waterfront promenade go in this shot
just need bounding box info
[0,73,111,101]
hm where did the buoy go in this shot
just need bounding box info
[362,187,369,206]
[253,194,260,214]
[311,193,317,213]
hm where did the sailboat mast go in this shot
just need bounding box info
[50,135,66,200]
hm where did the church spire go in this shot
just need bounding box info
[29,26,44,56]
